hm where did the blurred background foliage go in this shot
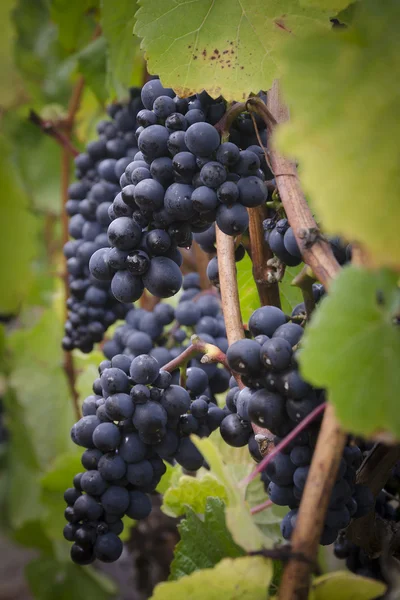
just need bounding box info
[0,1,144,597]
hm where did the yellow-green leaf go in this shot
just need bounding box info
[277,0,400,268]
[0,135,38,313]
[101,0,142,99]
[193,436,267,551]
[134,0,331,101]
[163,473,228,518]
[152,556,272,600]
[311,571,386,600]
[299,267,400,439]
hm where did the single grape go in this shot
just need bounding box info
[216,203,249,236]
[184,122,220,157]
[219,413,252,447]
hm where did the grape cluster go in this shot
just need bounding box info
[63,275,232,563]
[101,272,231,401]
[263,217,352,268]
[218,304,373,546]
[62,89,144,352]
[334,539,385,582]
[88,81,272,303]
[334,461,400,582]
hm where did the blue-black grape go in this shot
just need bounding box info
[184,122,220,157]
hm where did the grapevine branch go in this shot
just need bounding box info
[292,266,316,318]
[29,110,80,157]
[215,226,245,346]
[60,77,86,421]
[247,206,281,308]
[262,81,345,600]
[279,404,346,600]
[161,335,232,375]
[215,225,274,447]
[249,87,341,289]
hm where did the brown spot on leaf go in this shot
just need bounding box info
[202,49,207,57]
[274,17,292,33]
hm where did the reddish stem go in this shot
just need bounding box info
[250,499,274,515]
[241,403,326,488]
[29,110,80,157]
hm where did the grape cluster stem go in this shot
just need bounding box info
[61,76,86,420]
[260,81,345,600]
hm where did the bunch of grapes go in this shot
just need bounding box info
[87,81,273,302]
[263,217,352,269]
[62,89,144,352]
[63,275,233,563]
[333,461,400,582]
[217,304,373,545]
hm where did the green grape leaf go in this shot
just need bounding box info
[26,557,116,600]
[299,0,354,11]
[156,461,181,495]
[78,37,108,104]
[134,0,331,101]
[101,0,142,99]
[335,3,358,26]
[13,520,53,555]
[0,0,25,109]
[310,571,386,600]
[162,473,228,518]
[8,310,75,468]
[40,452,83,541]
[3,115,63,215]
[5,309,75,529]
[12,0,73,104]
[50,0,98,53]
[237,253,260,324]
[279,265,303,315]
[193,436,266,551]
[246,476,286,542]
[75,349,104,403]
[277,0,400,268]
[299,267,400,439]
[170,497,245,580]
[0,136,38,313]
[152,556,272,600]
[41,452,83,492]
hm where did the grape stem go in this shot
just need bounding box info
[260,80,345,600]
[215,227,245,346]
[60,77,86,421]
[161,335,239,386]
[240,402,327,488]
[292,266,316,318]
[215,225,274,448]
[250,499,274,515]
[214,101,246,142]
[29,110,80,157]
[250,83,342,289]
[248,206,282,308]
